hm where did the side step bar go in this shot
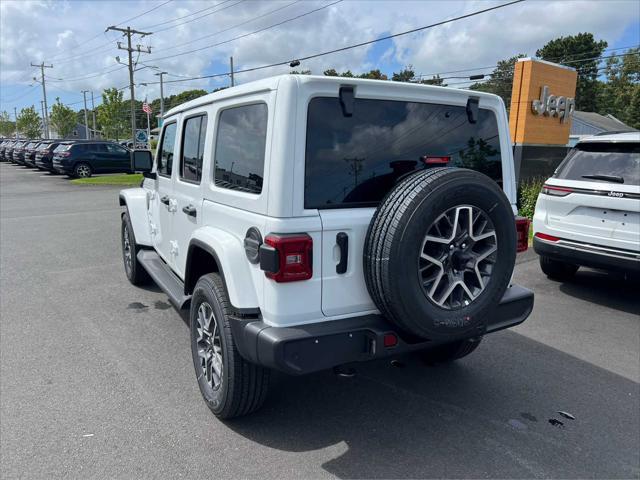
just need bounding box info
[137,250,191,309]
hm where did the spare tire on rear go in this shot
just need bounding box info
[364,167,516,341]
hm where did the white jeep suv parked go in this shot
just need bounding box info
[120,75,533,418]
[533,132,640,280]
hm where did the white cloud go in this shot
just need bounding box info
[0,0,637,108]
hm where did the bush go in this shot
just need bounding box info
[518,177,545,220]
[150,138,158,154]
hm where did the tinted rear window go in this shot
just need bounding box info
[304,97,502,208]
[555,143,640,185]
[54,144,71,152]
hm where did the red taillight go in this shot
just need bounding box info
[542,184,572,197]
[534,232,560,242]
[422,156,451,165]
[515,217,530,253]
[264,233,313,282]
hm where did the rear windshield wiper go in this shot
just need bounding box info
[581,174,624,183]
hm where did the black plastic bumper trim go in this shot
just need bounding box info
[534,237,640,273]
[229,284,534,375]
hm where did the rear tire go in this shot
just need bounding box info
[539,256,578,281]
[190,273,270,419]
[420,337,482,365]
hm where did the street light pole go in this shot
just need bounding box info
[81,90,90,139]
[155,71,167,119]
[30,62,53,139]
[90,91,97,139]
[106,25,152,147]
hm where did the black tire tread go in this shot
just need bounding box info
[195,273,270,419]
[539,256,578,281]
[420,337,483,364]
[122,211,150,285]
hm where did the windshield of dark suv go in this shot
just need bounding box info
[555,142,640,185]
[304,97,503,208]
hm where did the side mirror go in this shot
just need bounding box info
[131,149,155,178]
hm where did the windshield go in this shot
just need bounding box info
[53,143,71,152]
[555,142,640,186]
[304,97,503,208]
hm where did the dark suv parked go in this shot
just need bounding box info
[9,140,28,164]
[35,140,63,172]
[23,140,45,167]
[52,141,131,177]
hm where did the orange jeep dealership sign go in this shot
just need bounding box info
[509,58,578,146]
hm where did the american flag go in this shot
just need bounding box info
[142,101,152,115]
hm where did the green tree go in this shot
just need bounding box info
[391,67,415,82]
[16,106,41,138]
[50,98,77,138]
[598,48,640,128]
[536,33,608,111]
[290,69,312,75]
[0,111,15,137]
[420,75,446,86]
[97,88,128,141]
[359,69,387,80]
[469,55,526,110]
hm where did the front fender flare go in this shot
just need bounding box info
[186,227,259,311]
[119,188,152,246]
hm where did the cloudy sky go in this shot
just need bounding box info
[0,0,638,117]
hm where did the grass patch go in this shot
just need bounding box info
[71,173,143,186]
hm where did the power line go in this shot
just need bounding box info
[141,0,234,29]
[146,0,528,85]
[117,0,174,26]
[153,0,244,34]
[160,0,302,53]
[147,0,343,62]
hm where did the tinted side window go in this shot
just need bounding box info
[214,104,267,194]
[72,144,88,153]
[181,115,208,183]
[304,97,503,208]
[106,143,127,155]
[158,122,178,177]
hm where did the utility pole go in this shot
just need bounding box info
[40,101,46,137]
[106,25,152,147]
[81,90,90,139]
[154,71,167,119]
[13,107,18,138]
[90,91,97,139]
[230,56,235,87]
[30,62,53,139]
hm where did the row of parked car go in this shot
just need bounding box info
[0,137,133,177]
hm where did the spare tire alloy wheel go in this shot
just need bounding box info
[364,168,516,341]
[195,301,223,391]
[420,205,497,309]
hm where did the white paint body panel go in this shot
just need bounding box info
[124,75,517,327]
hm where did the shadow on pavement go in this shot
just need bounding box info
[226,331,639,479]
[558,269,640,316]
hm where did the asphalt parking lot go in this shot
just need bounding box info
[1,162,638,479]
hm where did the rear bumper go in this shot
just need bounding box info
[534,236,640,272]
[230,284,534,375]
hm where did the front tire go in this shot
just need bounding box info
[121,211,150,285]
[539,256,578,281]
[73,162,92,178]
[190,273,270,419]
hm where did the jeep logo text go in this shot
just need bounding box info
[531,85,575,123]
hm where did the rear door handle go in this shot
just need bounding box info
[336,232,348,274]
[182,204,197,217]
[160,195,170,206]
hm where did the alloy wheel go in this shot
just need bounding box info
[419,205,497,310]
[195,302,223,390]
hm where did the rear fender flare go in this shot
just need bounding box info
[187,227,259,312]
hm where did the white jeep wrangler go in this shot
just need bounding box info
[120,75,534,419]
